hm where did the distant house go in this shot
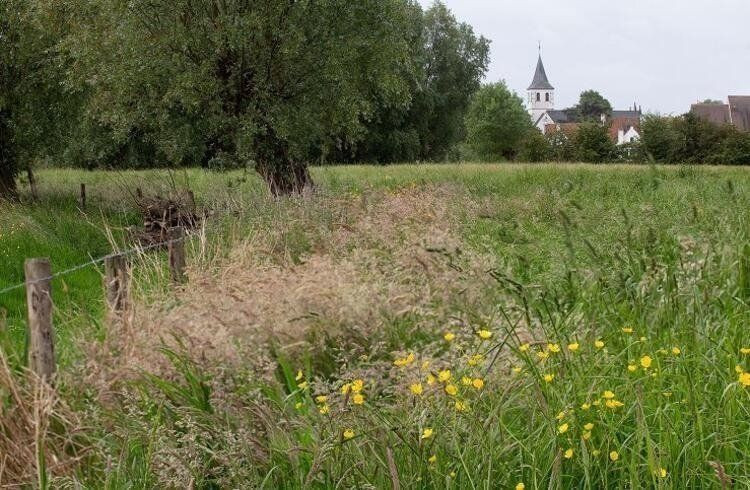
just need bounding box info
[527,52,642,145]
[691,96,750,131]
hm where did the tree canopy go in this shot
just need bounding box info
[575,90,613,121]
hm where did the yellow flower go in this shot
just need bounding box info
[735,364,744,374]
[445,384,458,396]
[295,402,303,410]
[394,353,416,367]
[592,450,601,457]
[592,399,601,406]
[602,390,615,399]
[478,330,493,340]
[568,342,580,352]
[627,364,637,372]
[622,327,633,334]
[581,402,591,410]
[595,340,605,349]
[450,471,456,478]
[640,355,653,369]
[555,410,566,420]
[519,343,530,352]
[582,431,592,440]
[351,379,364,393]
[548,343,561,353]
[427,374,436,385]
[421,428,434,439]
[515,483,525,490]
[672,347,681,355]
[583,423,594,431]
[315,395,327,404]
[741,347,750,355]
[543,373,555,383]
[609,451,619,462]
[564,448,574,459]
[352,393,365,405]
[410,383,424,396]
[295,370,304,381]
[298,381,309,390]
[468,354,484,366]
[537,350,550,361]
[558,423,569,434]
[640,336,647,341]
[421,360,430,370]
[343,429,355,440]
[658,468,668,478]
[428,455,437,464]
[444,332,455,342]
[454,400,468,412]
[461,376,473,386]
[512,366,522,374]
[472,378,485,390]
[605,399,624,409]
[341,383,351,394]
[438,370,452,382]
[739,372,750,387]
[319,404,330,415]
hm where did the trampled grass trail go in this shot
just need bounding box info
[1,163,750,487]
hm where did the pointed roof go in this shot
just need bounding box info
[528,55,554,90]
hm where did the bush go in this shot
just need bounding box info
[517,130,552,162]
[572,123,617,163]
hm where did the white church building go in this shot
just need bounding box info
[527,53,642,145]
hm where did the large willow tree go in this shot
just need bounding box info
[63,0,416,194]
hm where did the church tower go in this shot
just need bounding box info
[528,50,554,124]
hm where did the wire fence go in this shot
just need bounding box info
[0,235,188,298]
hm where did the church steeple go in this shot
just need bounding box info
[527,47,555,124]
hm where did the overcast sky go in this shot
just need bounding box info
[417,0,749,114]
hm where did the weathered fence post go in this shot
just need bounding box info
[168,226,186,284]
[79,183,86,209]
[24,258,55,381]
[104,254,129,318]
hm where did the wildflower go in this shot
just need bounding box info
[394,353,416,367]
[564,448,574,459]
[298,381,309,390]
[741,347,750,355]
[658,468,668,478]
[315,395,328,404]
[438,370,452,382]
[341,383,352,394]
[602,390,616,399]
[515,483,525,490]
[548,343,561,353]
[410,383,424,396]
[558,423,569,434]
[319,404,330,415]
[454,400,468,412]
[622,327,633,334]
[478,330,493,340]
[627,364,637,372]
[584,423,594,431]
[427,374,436,385]
[543,373,555,383]
[657,348,668,355]
[512,366,522,374]
[445,384,458,396]
[556,410,566,420]
[421,360,430,370]
[735,365,744,374]
[295,402,303,410]
[421,428,434,439]
[605,399,624,409]
[537,350,550,361]
[595,340,605,349]
[295,370,304,381]
[582,431,592,440]
[444,332,456,342]
[519,343,530,352]
[640,336,647,341]
[739,372,750,387]
[640,355,653,369]
[592,399,601,406]
[351,379,364,393]
[461,376,473,386]
[662,392,672,397]
[352,393,365,405]
[450,471,456,478]
[568,342,580,352]
[609,451,619,462]
[672,347,681,355]
[592,450,601,457]
[468,354,484,366]
[343,429,355,440]
[428,455,437,464]
[472,378,485,390]
[581,402,591,410]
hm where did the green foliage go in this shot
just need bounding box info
[517,129,552,162]
[575,90,613,121]
[464,82,532,161]
[573,122,617,163]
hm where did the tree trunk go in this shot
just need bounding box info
[256,157,313,196]
[0,166,16,199]
[0,110,17,200]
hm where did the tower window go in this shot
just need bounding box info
[545,93,550,102]
[536,93,541,102]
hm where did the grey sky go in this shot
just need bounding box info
[418,0,749,114]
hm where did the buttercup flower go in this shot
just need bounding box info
[543,373,555,383]
[741,347,750,355]
[519,343,530,352]
[468,354,484,366]
[343,429,355,439]
[622,327,633,334]
[438,370,452,382]
[298,381,309,390]
[582,431,591,440]
[352,393,365,405]
[478,329,493,339]
[410,383,423,396]
[445,384,458,396]
[640,355,653,369]
[515,483,525,490]
[672,347,681,355]
[584,423,594,431]
[605,399,624,409]
[592,450,601,457]
[568,342,580,352]
[627,364,637,372]
[564,448,574,459]
[295,370,304,381]
[472,378,484,389]
[351,379,364,393]
[609,451,619,462]
[428,455,437,464]
[581,402,591,410]
[558,423,569,434]
[603,390,615,399]
[556,410,566,420]
[739,372,750,387]
[444,332,455,342]
[319,404,330,414]
[421,428,434,439]
[548,343,561,353]
[461,376,473,386]
[315,395,327,404]
[658,468,668,478]
[455,400,468,411]
[427,374,436,385]
[595,340,605,349]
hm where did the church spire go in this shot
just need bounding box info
[528,53,554,90]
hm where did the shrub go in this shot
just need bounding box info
[572,123,617,163]
[517,130,552,162]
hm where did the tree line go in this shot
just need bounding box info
[0,0,489,197]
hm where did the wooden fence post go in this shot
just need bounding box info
[168,227,186,284]
[79,183,86,209]
[104,254,129,318]
[24,258,55,381]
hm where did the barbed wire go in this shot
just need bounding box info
[0,235,188,298]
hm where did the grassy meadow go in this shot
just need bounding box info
[1,163,750,488]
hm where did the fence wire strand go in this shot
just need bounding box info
[0,235,188,297]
